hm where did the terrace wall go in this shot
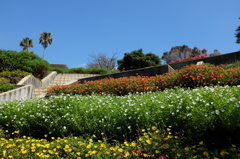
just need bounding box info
[77,51,240,83]
[0,72,57,103]
[0,85,33,104]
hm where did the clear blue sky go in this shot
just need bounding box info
[1,0,239,68]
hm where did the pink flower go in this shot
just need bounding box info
[175,132,180,135]
[163,139,168,141]
[149,154,153,156]
[159,156,165,159]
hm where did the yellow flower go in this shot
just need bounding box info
[123,151,130,157]
[3,150,6,157]
[118,148,123,152]
[77,152,81,155]
[184,147,189,151]
[144,135,149,138]
[130,142,136,147]
[139,138,143,141]
[142,129,146,132]
[199,141,203,145]
[193,156,197,159]
[167,128,171,131]
[151,126,157,130]
[87,144,92,149]
[89,139,93,142]
[161,143,169,149]
[143,153,149,157]
[155,150,160,154]
[146,140,152,145]
[101,143,106,148]
[220,151,229,156]
[203,151,209,156]
[177,154,181,157]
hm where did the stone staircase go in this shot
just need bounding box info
[32,73,98,98]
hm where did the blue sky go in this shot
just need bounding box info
[1,0,239,68]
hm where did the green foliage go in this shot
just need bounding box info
[117,49,161,71]
[39,32,53,59]
[0,78,17,92]
[0,70,31,78]
[218,60,240,69]
[0,50,49,78]
[48,67,108,74]
[1,86,240,147]
[19,37,33,51]
[84,68,108,74]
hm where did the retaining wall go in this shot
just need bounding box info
[0,71,57,103]
[0,85,33,104]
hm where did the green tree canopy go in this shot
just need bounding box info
[19,37,33,51]
[117,49,161,71]
[39,32,53,59]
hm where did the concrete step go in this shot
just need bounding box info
[32,88,48,98]
[32,73,99,98]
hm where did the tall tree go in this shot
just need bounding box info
[162,45,208,64]
[87,53,117,70]
[235,17,240,44]
[39,32,53,59]
[19,37,33,51]
[117,49,161,71]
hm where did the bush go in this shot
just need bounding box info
[0,70,31,78]
[84,68,108,74]
[0,78,17,92]
[0,50,49,78]
[49,66,108,74]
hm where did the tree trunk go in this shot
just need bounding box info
[43,48,46,59]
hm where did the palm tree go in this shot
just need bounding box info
[19,37,33,51]
[39,32,53,59]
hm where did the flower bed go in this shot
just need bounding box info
[47,64,240,96]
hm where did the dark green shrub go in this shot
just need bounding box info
[0,50,49,78]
